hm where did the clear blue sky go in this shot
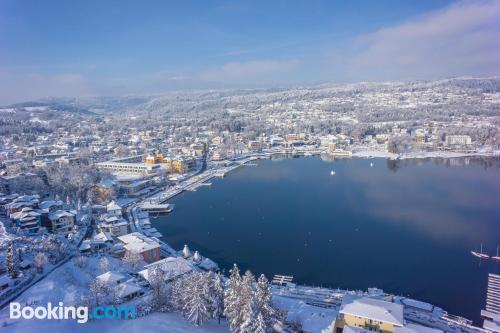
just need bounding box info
[0,0,499,103]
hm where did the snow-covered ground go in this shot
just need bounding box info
[273,295,337,333]
[0,252,231,332]
[0,312,228,333]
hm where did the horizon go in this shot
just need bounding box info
[1,0,500,104]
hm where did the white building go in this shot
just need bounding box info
[445,135,472,146]
[138,257,194,283]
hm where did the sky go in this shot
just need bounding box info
[0,0,499,104]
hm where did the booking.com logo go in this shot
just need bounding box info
[10,302,136,324]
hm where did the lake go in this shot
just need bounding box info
[153,156,500,324]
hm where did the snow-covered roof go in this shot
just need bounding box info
[38,200,64,210]
[106,201,122,211]
[118,232,160,254]
[96,271,126,284]
[139,257,194,282]
[94,231,114,243]
[48,210,75,220]
[340,296,404,327]
[116,282,142,299]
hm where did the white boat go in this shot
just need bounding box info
[492,246,500,262]
[330,170,336,176]
[370,162,374,167]
[471,243,489,260]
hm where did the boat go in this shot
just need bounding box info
[492,246,500,262]
[370,162,374,167]
[471,243,489,260]
[330,170,336,176]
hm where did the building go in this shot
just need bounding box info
[445,135,472,146]
[96,271,127,285]
[248,140,267,151]
[97,161,161,175]
[117,232,161,263]
[414,129,426,144]
[481,273,500,332]
[48,210,75,234]
[10,207,42,234]
[171,156,196,174]
[138,257,194,283]
[190,143,206,157]
[98,215,129,237]
[334,296,404,333]
[107,201,123,216]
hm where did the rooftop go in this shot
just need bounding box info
[340,296,404,327]
[118,232,160,254]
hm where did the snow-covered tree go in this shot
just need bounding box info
[252,312,267,333]
[148,265,169,311]
[89,278,106,306]
[34,252,48,273]
[6,242,19,278]
[239,270,257,333]
[182,272,212,326]
[73,255,88,268]
[255,274,275,329]
[224,264,247,333]
[211,272,225,324]
[123,251,144,271]
[99,257,109,273]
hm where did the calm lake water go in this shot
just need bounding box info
[153,156,500,324]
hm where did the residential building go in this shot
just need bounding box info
[334,296,404,333]
[48,210,75,234]
[117,232,161,263]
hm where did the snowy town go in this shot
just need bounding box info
[0,77,498,332]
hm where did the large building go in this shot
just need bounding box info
[117,232,161,263]
[145,151,196,174]
[97,161,161,175]
[482,273,500,332]
[445,135,472,146]
[335,296,405,333]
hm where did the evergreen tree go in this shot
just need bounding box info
[224,264,242,332]
[149,265,168,311]
[211,272,225,324]
[256,274,275,328]
[239,270,257,333]
[183,272,211,326]
[6,242,19,278]
[252,312,267,333]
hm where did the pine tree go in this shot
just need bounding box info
[183,272,211,326]
[252,312,267,333]
[149,265,168,311]
[211,272,225,324]
[256,274,275,329]
[239,270,257,333]
[6,242,19,278]
[224,264,243,332]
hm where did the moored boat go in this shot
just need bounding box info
[471,243,489,260]
[492,246,500,262]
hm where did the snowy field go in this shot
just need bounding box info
[0,312,228,333]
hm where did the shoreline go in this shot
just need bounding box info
[350,148,500,160]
